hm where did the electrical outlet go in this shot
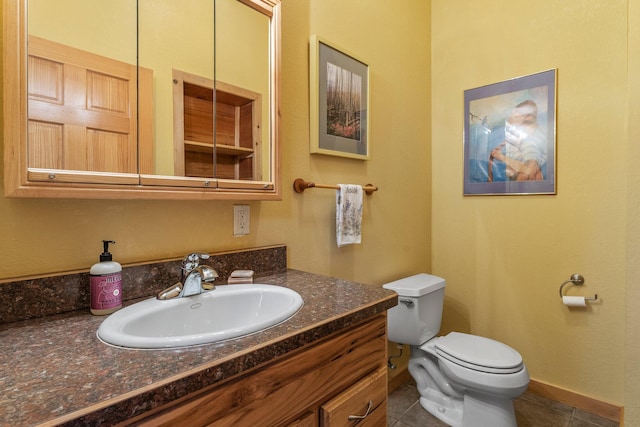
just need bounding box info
[233,205,250,236]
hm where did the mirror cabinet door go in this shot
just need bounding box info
[3,0,281,200]
[138,0,217,188]
[214,0,273,190]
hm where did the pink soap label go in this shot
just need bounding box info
[90,273,122,310]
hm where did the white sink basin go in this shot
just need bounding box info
[97,284,303,349]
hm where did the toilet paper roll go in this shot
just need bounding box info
[562,296,587,307]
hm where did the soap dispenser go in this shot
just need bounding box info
[90,240,122,315]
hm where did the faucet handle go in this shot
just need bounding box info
[198,266,220,290]
[182,252,211,272]
[196,265,219,282]
[157,282,184,300]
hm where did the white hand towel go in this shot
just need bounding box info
[336,184,363,247]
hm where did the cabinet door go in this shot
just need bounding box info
[320,367,387,426]
[287,411,318,427]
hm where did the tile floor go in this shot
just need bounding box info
[388,381,619,427]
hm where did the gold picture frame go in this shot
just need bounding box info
[309,35,369,160]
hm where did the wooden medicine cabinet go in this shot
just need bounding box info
[3,0,281,200]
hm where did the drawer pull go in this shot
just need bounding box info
[347,400,373,421]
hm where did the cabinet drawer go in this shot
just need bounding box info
[320,367,387,426]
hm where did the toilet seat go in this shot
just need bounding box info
[434,332,524,374]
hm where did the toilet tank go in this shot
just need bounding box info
[383,274,446,345]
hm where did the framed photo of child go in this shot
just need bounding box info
[463,69,557,195]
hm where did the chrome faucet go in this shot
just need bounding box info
[180,253,210,282]
[157,253,219,300]
[181,265,219,296]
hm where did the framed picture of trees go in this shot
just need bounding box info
[310,35,369,160]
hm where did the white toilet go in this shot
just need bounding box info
[384,274,529,427]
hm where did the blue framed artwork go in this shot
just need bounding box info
[463,69,557,195]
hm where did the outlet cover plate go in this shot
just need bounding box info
[234,205,250,236]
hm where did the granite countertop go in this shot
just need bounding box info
[0,269,397,426]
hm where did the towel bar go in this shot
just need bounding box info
[293,178,378,195]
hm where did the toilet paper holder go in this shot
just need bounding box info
[559,273,598,301]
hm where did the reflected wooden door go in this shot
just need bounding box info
[27,35,139,174]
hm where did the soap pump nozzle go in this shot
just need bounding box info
[100,240,116,262]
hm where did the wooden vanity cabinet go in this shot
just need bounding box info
[126,315,388,427]
[287,411,319,427]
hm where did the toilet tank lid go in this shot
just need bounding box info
[382,273,445,297]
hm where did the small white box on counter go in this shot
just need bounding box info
[227,269,254,284]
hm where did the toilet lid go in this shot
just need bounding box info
[435,332,524,374]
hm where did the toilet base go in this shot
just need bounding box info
[419,393,463,426]
[461,392,517,427]
[419,392,517,427]
[409,344,521,427]
[409,348,465,426]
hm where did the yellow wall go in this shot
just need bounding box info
[626,0,640,423]
[27,0,136,63]
[432,0,628,407]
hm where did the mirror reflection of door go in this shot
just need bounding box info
[26,0,144,176]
